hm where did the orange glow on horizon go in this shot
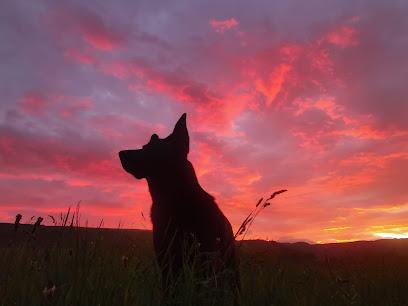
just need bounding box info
[324,227,351,231]
[374,233,408,239]
[328,238,361,243]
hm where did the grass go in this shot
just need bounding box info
[2,226,408,305]
[2,193,408,305]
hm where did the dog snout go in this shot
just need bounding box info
[119,150,141,162]
[118,150,126,161]
[119,150,134,164]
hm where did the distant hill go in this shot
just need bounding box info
[239,239,408,263]
[2,222,408,262]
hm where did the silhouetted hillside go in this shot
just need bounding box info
[3,222,407,263]
[239,238,408,264]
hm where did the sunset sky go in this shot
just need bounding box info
[1,1,408,244]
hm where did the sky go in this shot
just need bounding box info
[1,0,408,244]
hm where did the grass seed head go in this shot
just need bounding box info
[268,189,287,200]
[255,198,264,207]
[48,215,55,224]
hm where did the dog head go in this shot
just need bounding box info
[119,113,189,179]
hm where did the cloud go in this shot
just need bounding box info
[59,97,94,118]
[18,91,49,115]
[17,91,94,119]
[42,2,126,52]
[88,114,166,145]
[255,64,291,106]
[64,48,96,65]
[0,124,123,185]
[78,14,125,51]
[209,18,239,33]
[324,25,358,48]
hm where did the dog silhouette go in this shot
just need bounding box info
[119,113,239,293]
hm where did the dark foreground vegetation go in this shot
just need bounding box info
[1,223,408,305]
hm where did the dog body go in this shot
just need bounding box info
[119,114,238,290]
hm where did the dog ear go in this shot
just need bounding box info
[172,113,189,155]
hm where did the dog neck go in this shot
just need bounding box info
[146,159,211,205]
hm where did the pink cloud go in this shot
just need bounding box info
[209,18,239,33]
[42,5,126,52]
[325,26,358,49]
[98,59,246,134]
[88,114,167,148]
[255,64,291,106]
[79,16,125,51]
[59,97,94,118]
[18,91,48,115]
[18,92,94,118]
[64,48,96,65]
[0,127,124,185]
[100,60,145,80]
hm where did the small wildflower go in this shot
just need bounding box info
[122,256,129,268]
[43,281,56,298]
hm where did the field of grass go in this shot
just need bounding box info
[1,222,408,305]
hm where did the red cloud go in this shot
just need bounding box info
[209,18,239,33]
[100,60,145,80]
[64,48,96,65]
[145,76,214,105]
[42,5,125,52]
[59,97,94,118]
[18,91,49,115]
[88,114,166,145]
[18,92,94,118]
[325,26,358,49]
[255,64,291,106]
[0,125,126,185]
[100,59,213,107]
[79,16,125,51]
[98,59,243,133]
